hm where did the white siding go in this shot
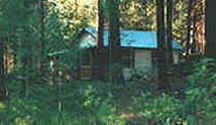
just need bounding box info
[122,50,153,80]
[134,50,152,74]
[122,50,180,80]
[173,51,179,64]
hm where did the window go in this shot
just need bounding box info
[80,50,91,66]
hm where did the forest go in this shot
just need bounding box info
[0,0,216,124]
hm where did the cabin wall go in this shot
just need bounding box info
[134,50,153,74]
[122,50,180,81]
[134,50,180,69]
[77,47,180,81]
[173,51,179,64]
[122,49,153,80]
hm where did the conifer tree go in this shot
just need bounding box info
[156,0,170,90]
[205,0,216,58]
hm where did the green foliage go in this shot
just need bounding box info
[2,57,216,125]
[0,0,213,124]
[0,81,126,125]
[126,57,216,125]
[183,58,216,124]
[130,92,183,124]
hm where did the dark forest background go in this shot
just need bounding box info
[0,0,216,124]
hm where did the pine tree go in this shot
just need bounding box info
[96,0,104,49]
[0,38,5,98]
[186,0,193,55]
[167,0,174,64]
[156,0,170,90]
[108,0,121,82]
[95,0,105,80]
[40,0,46,76]
[205,0,216,58]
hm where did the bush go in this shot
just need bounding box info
[2,57,216,125]
[127,57,216,125]
[0,81,126,125]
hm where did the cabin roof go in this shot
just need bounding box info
[83,27,183,50]
[48,27,183,57]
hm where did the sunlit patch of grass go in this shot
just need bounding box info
[0,103,5,109]
[15,116,32,125]
[119,112,135,119]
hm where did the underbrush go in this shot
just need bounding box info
[0,81,126,125]
[1,58,216,125]
[129,58,216,125]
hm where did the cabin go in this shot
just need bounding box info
[48,27,183,80]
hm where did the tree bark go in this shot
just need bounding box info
[186,0,194,55]
[108,0,121,82]
[40,0,46,76]
[156,0,170,90]
[0,38,5,98]
[96,0,104,48]
[205,0,216,58]
[95,0,106,80]
[167,0,174,64]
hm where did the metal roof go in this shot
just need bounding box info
[48,27,183,56]
[85,27,183,50]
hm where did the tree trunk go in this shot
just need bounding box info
[0,38,6,98]
[108,0,121,82]
[167,0,174,64]
[40,0,46,77]
[96,0,104,48]
[186,0,193,55]
[95,0,105,80]
[156,0,170,90]
[205,0,216,58]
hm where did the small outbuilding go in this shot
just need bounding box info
[48,27,183,80]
